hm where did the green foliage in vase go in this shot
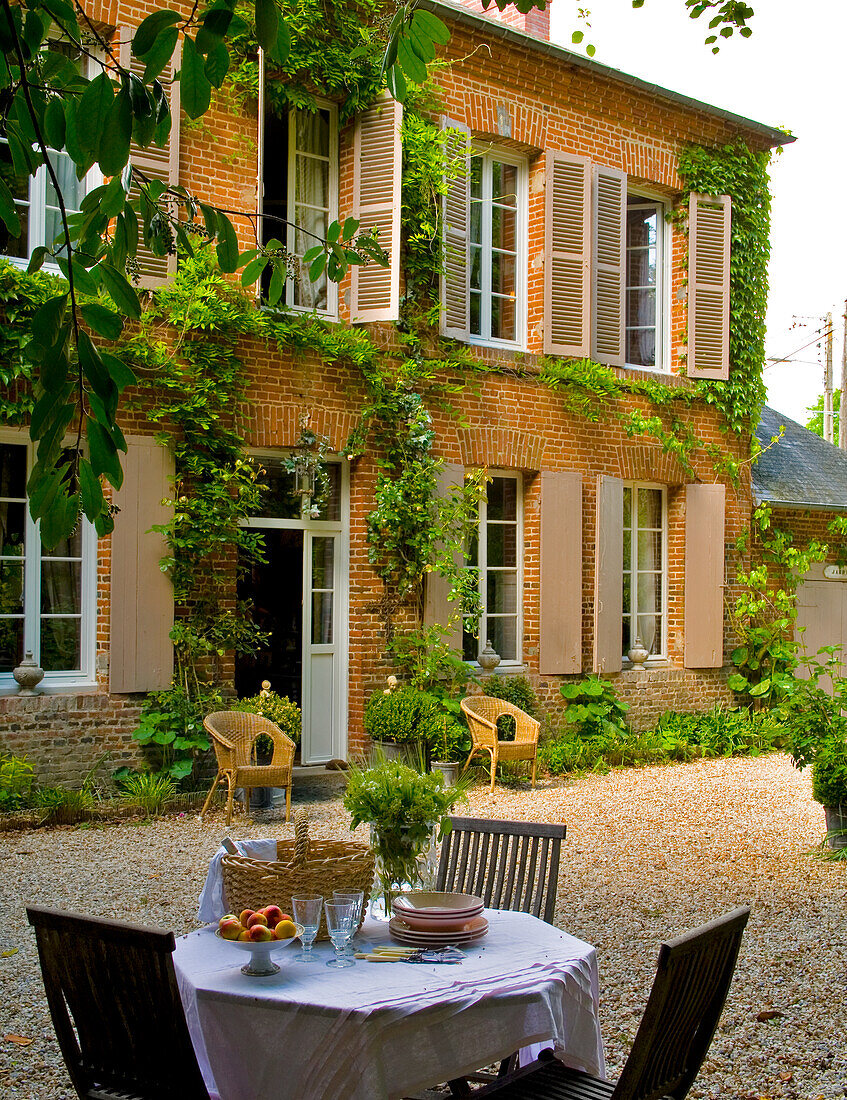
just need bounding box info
[343,757,465,841]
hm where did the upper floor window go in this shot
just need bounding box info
[262,103,338,315]
[463,473,523,665]
[469,150,526,348]
[626,194,665,371]
[622,483,666,660]
[0,440,96,687]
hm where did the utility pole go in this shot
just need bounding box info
[841,300,847,451]
[824,311,834,444]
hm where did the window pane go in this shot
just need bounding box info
[634,614,660,656]
[0,617,24,672]
[470,156,482,199]
[486,523,516,568]
[487,477,517,521]
[638,489,663,529]
[623,487,631,529]
[491,205,516,253]
[312,537,334,589]
[253,458,301,519]
[320,466,341,521]
[626,248,656,287]
[626,328,655,367]
[42,527,82,559]
[637,531,662,571]
[40,617,81,671]
[293,205,328,309]
[636,570,661,614]
[627,288,656,328]
[622,617,631,656]
[487,571,517,614]
[0,502,25,555]
[488,616,516,662]
[470,244,482,290]
[0,559,24,610]
[470,196,482,244]
[622,571,631,613]
[627,206,657,247]
[492,294,516,342]
[491,251,515,297]
[311,592,332,644]
[469,290,481,335]
[494,162,517,205]
[294,159,329,211]
[41,560,81,614]
[462,625,478,662]
[294,108,330,157]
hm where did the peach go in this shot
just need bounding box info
[248,924,274,942]
[274,919,298,940]
[219,918,244,941]
[237,929,251,941]
[246,912,268,928]
[262,905,284,927]
[239,909,255,926]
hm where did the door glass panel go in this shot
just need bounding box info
[311,536,334,644]
[252,458,341,521]
[311,592,333,644]
[312,537,334,589]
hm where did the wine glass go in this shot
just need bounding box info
[292,894,323,962]
[333,890,364,956]
[324,901,356,969]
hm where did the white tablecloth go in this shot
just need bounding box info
[174,909,604,1100]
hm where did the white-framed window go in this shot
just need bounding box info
[625,193,667,371]
[463,472,523,665]
[622,483,667,660]
[0,41,98,266]
[262,101,339,315]
[469,149,527,348]
[0,438,97,688]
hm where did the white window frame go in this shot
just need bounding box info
[622,481,668,663]
[625,189,670,374]
[464,471,524,668]
[468,147,527,351]
[285,100,339,317]
[0,434,97,692]
[0,48,100,271]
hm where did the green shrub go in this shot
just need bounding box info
[656,705,785,757]
[117,772,178,817]
[364,686,443,747]
[0,752,35,810]
[233,689,302,747]
[812,742,847,809]
[132,681,221,784]
[33,786,94,825]
[559,676,630,738]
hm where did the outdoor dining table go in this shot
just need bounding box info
[174,908,605,1100]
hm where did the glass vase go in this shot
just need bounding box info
[369,821,438,921]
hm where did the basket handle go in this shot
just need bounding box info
[293,809,310,866]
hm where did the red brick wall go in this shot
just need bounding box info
[460,0,551,42]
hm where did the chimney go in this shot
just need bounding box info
[459,0,551,42]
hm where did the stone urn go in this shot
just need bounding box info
[13,652,44,695]
[478,640,501,672]
[627,634,650,671]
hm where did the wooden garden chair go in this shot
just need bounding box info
[200,710,295,825]
[26,904,210,1100]
[471,906,751,1100]
[460,696,540,791]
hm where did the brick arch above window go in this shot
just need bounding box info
[621,140,682,191]
[459,427,546,470]
[241,404,357,451]
[462,94,547,153]
[616,442,686,485]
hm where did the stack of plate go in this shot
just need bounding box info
[389,891,488,946]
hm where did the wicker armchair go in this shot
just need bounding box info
[200,711,295,825]
[460,696,540,792]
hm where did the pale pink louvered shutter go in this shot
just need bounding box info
[110,436,174,691]
[539,470,582,674]
[440,118,470,341]
[351,95,402,322]
[593,474,623,674]
[544,151,591,356]
[591,165,626,367]
[688,192,731,380]
[423,462,464,651]
[119,29,181,288]
[684,482,726,668]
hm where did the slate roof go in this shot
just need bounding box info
[753,405,847,511]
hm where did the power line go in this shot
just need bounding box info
[766,327,834,366]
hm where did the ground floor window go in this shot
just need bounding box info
[622,483,666,659]
[463,473,523,665]
[0,440,96,684]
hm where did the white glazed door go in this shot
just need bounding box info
[301,530,341,764]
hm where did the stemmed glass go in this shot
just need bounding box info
[324,901,356,969]
[292,894,323,962]
[333,890,364,956]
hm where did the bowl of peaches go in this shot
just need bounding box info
[215,905,304,976]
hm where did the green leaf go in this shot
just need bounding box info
[64,99,95,177]
[31,294,68,350]
[204,42,230,88]
[77,73,115,163]
[196,7,234,54]
[214,212,239,272]
[267,261,284,305]
[30,382,73,440]
[269,20,290,64]
[81,303,124,340]
[255,0,279,53]
[411,10,450,44]
[78,330,115,402]
[99,88,132,176]
[43,97,66,149]
[86,418,123,488]
[98,263,142,319]
[385,63,407,103]
[308,252,326,281]
[241,255,267,285]
[27,246,49,273]
[397,37,427,84]
[55,257,98,297]
[726,673,750,692]
[100,351,138,392]
[37,329,71,391]
[408,26,436,63]
[748,679,772,697]
[142,26,179,84]
[179,37,212,119]
[39,489,80,552]
[133,10,181,58]
[78,457,104,520]
[0,177,21,239]
[99,173,128,219]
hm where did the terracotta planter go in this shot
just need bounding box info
[824,805,847,849]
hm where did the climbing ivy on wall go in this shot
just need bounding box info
[677,139,772,434]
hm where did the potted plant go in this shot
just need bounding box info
[343,758,467,918]
[430,716,472,787]
[781,649,847,849]
[363,682,441,764]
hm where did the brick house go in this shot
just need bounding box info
[0,0,792,785]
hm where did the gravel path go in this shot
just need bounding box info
[1,754,844,1099]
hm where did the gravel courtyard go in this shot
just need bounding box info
[1,753,844,1099]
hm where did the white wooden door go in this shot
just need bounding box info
[301,531,342,764]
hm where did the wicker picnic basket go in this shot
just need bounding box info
[221,812,374,941]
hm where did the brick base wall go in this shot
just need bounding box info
[0,694,146,788]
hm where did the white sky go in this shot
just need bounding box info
[549,0,847,426]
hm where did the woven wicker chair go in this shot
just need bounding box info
[460,696,540,791]
[200,711,295,825]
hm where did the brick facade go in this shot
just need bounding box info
[0,0,785,784]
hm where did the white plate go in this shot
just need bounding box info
[394,891,484,915]
[389,916,488,946]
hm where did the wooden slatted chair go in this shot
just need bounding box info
[460,696,540,791]
[26,904,210,1100]
[472,906,751,1100]
[200,710,295,825]
[437,816,566,925]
